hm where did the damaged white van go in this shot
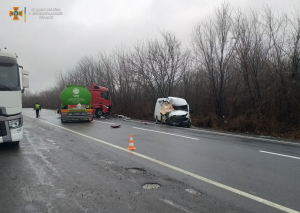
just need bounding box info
[154,97,192,127]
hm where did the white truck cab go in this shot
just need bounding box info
[0,48,29,145]
[154,97,192,127]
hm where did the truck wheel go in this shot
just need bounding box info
[61,118,65,123]
[96,109,103,118]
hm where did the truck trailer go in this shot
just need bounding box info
[60,85,93,123]
[0,48,29,145]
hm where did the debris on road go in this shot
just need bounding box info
[114,114,131,120]
[111,125,121,128]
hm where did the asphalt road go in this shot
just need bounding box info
[1,109,300,213]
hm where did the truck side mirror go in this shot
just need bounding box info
[22,70,29,88]
[22,70,29,75]
[190,109,193,113]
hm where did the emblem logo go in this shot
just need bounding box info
[10,7,23,20]
[73,88,79,94]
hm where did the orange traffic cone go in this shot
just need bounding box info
[127,134,136,151]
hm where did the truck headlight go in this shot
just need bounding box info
[9,118,22,129]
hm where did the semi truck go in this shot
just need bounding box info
[60,85,93,123]
[90,83,112,117]
[154,97,192,127]
[0,48,29,145]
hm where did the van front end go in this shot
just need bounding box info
[168,114,191,127]
[155,97,192,128]
[166,103,192,128]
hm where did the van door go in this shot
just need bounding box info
[154,100,160,120]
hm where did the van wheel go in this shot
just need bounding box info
[166,119,170,125]
[187,122,191,128]
[96,109,103,118]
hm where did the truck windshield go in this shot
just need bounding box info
[0,63,20,90]
[101,92,109,100]
[173,105,188,111]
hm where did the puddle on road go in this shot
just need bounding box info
[142,183,161,189]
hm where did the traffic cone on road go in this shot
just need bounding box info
[127,134,136,151]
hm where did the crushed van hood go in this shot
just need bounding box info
[169,110,188,117]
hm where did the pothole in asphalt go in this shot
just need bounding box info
[185,188,201,195]
[142,183,161,189]
[127,168,146,174]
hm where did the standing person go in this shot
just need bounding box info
[33,103,41,118]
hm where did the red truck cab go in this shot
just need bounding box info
[90,84,112,117]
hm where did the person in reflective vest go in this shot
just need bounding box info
[33,103,41,118]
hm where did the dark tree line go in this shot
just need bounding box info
[23,3,300,138]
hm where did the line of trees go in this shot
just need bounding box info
[23,3,300,138]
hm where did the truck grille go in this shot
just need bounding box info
[0,121,7,136]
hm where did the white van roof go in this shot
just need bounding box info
[168,97,187,105]
[156,97,188,105]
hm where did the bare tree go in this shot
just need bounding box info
[193,2,235,117]
[129,32,190,101]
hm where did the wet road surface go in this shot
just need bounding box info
[1,108,300,213]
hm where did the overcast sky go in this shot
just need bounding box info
[1,0,298,92]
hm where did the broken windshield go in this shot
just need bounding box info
[173,105,188,111]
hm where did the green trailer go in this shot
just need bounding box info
[60,85,93,123]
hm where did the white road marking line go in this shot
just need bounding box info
[260,150,300,160]
[161,199,192,213]
[24,115,300,213]
[93,120,115,125]
[189,128,300,146]
[28,109,300,146]
[133,127,199,140]
[131,118,300,146]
